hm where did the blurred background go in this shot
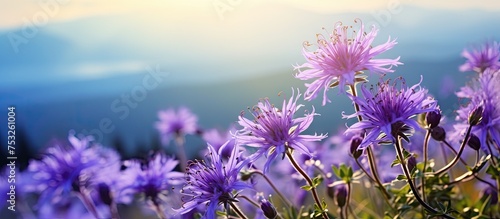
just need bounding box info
[1,0,500,167]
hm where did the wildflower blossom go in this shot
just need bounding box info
[89,148,134,206]
[295,19,402,105]
[178,141,250,219]
[454,69,500,154]
[26,133,116,205]
[156,106,198,144]
[459,41,500,72]
[122,153,184,206]
[344,76,438,149]
[236,89,327,173]
[201,126,237,159]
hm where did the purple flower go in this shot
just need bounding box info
[89,148,134,206]
[26,132,116,205]
[459,41,500,73]
[236,89,327,173]
[260,199,277,219]
[295,19,402,105]
[454,69,500,154]
[201,126,237,159]
[122,153,184,206]
[178,141,251,219]
[156,106,198,144]
[344,76,438,149]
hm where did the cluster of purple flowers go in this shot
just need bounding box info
[5,20,500,219]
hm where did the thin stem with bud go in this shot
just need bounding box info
[286,149,329,219]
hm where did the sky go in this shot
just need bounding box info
[1,0,500,90]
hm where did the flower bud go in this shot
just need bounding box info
[425,110,441,129]
[350,137,363,159]
[407,156,417,173]
[98,183,113,206]
[335,185,347,207]
[467,134,481,151]
[430,126,446,141]
[240,171,253,181]
[327,186,335,200]
[468,106,483,126]
[260,199,277,219]
[482,187,498,205]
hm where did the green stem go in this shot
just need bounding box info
[340,205,345,219]
[77,189,100,219]
[348,84,363,122]
[250,170,293,207]
[239,195,260,208]
[349,84,392,203]
[110,202,120,219]
[175,136,188,171]
[286,150,329,219]
[354,158,376,183]
[354,158,394,211]
[422,130,431,202]
[394,137,453,218]
[366,147,391,201]
[434,125,472,176]
[229,202,249,219]
[346,182,352,219]
[153,200,167,219]
[442,140,470,166]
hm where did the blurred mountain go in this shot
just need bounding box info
[0,57,468,164]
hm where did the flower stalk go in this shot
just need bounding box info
[286,149,329,219]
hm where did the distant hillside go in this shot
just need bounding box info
[0,58,468,166]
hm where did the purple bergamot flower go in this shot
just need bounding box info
[295,19,402,105]
[89,147,134,206]
[459,41,500,73]
[201,126,237,159]
[156,106,198,144]
[454,69,500,154]
[236,89,327,173]
[122,153,184,208]
[178,140,250,219]
[344,76,438,149]
[26,132,117,206]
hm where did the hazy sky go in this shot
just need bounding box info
[1,0,500,89]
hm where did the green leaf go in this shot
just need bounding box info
[332,165,341,179]
[391,158,401,167]
[396,175,406,180]
[301,185,313,191]
[402,149,411,159]
[312,176,324,187]
[216,211,227,216]
[486,165,500,180]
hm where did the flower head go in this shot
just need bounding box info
[88,147,133,205]
[295,19,402,105]
[201,126,237,159]
[260,199,277,219]
[236,89,327,173]
[26,132,116,206]
[156,106,198,144]
[459,41,500,73]
[344,76,438,149]
[178,140,251,219]
[454,69,500,154]
[122,153,184,206]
